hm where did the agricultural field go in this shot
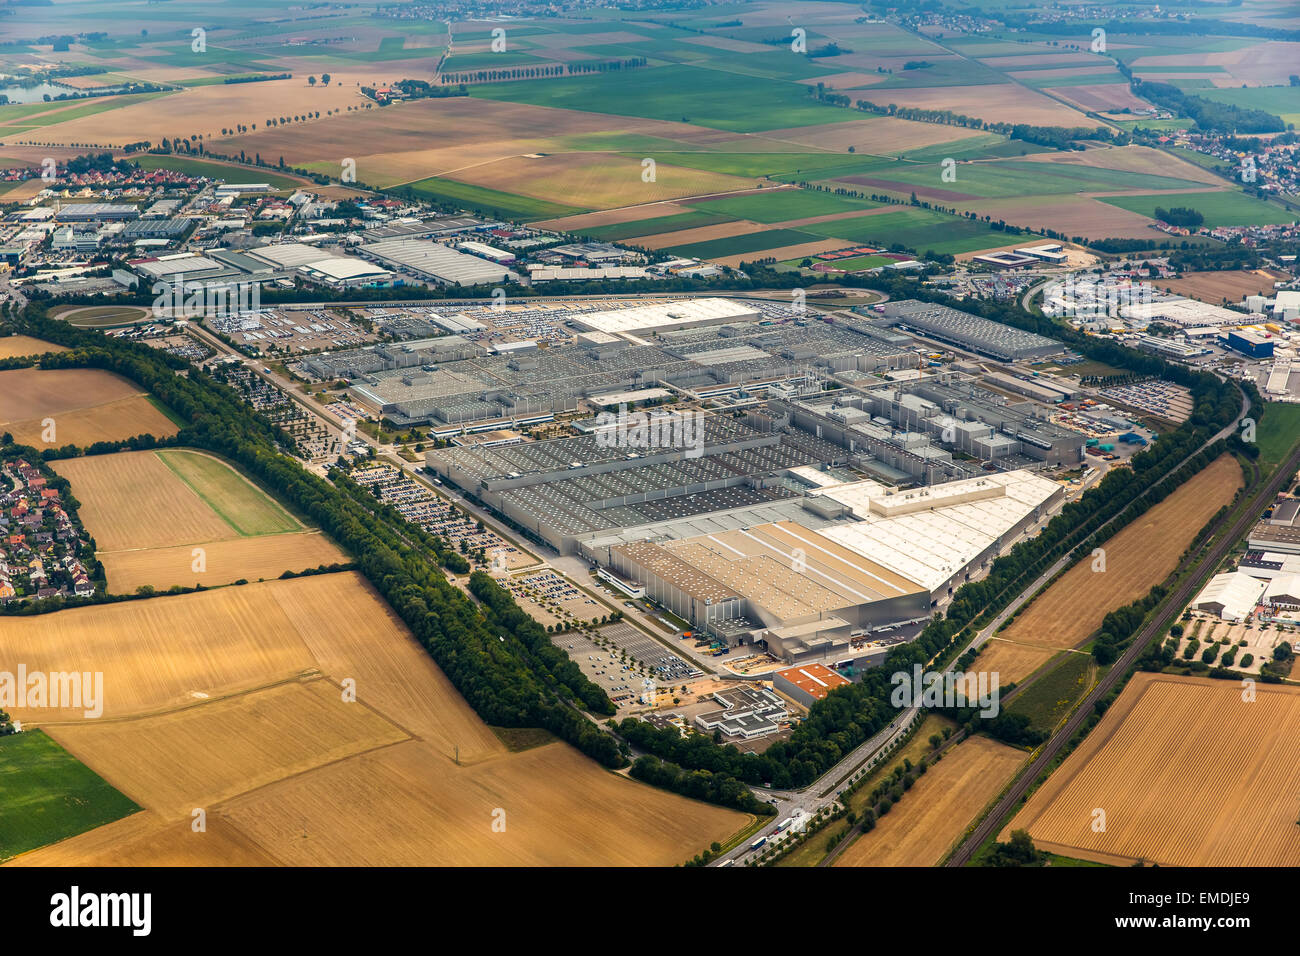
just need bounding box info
[1000,454,1243,650]
[1003,652,1097,735]
[1161,269,1290,304]
[1006,674,1300,867]
[1255,402,1300,470]
[968,638,1062,686]
[0,731,139,863]
[2,573,745,866]
[0,367,178,449]
[834,736,1024,867]
[53,449,345,592]
[0,336,66,360]
[1100,190,1296,228]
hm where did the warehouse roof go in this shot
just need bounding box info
[775,663,851,702]
[1193,571,1267,619]
[360,238,520,287]
[571,297,759,335]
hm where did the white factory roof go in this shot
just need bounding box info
[298,256,391,281]
[816,471,1060,591]
[248,242,345,269]
[132,252,223,278]
[571,297,758,335]
[1121,297,1242,327]
[1265,574,1300,605]
[360,238,519,286]
[1193,570,1267,620]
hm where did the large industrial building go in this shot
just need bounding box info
[772,373,1084,484]
[880,300,1063,361]
[317,298,913,432]
[578,468,1063,662]
[358,238,521,287]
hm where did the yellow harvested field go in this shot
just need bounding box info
[268,572,503,763]
[1006,674,1300,867]
[98,533,346,594]
[0,335,66,359]
[48,681,408,820]
[220,738,745,867]
[21,78,367,148]
[11,812,281,867]
[0,368,178,448]
[835,736,1024,867]
[53,449,346,592]
[0,366,143,421]
[1001,454,1242,649]
[714,238,845,268]
[3,573,746,866]
[636,219,767,250]
[0,582,319,723]
[971,639,1063,686]
[446,152,759,208]
[537,201,697,232]
[55,450,235,551]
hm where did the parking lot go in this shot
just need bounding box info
[1096,379,1193,424]
[507,570,602,628]
[598,621,703,684]
[555,627,657,710]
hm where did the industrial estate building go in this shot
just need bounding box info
[773,663,853,708]
[880,300,1064,361]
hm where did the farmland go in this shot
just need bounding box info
[1161,269,1290,304]
[1000,454,1243,650]
[0,368,178,449]
[0,731,139,863]
[53,449,346,592]
[0,336,66,360]
[833,736,1024,867]
[969,638,1061,686]
[1099,191,1296,228]
[2,573,746,865]
[1005,674,1300,867]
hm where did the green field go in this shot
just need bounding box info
[579,209,734,241]
[131,154,304,188]
[1190,85,1300,127]
[0,731,140,863]
[828,157,1214,201]
[1256,402,1300,471]
[799,207,1040,256]
[470,64,852,133]
[402,176,585,221]
[801,253,894,271]
[689,188,883,223]
[666,227,820,260]
[1004,652,1094,735]
[156,450,300,537]
[1098,191,1296,227]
